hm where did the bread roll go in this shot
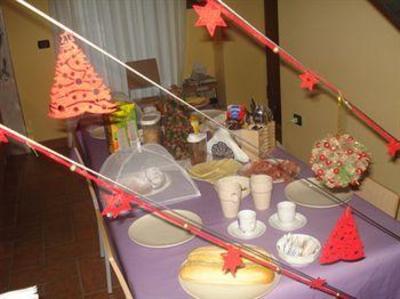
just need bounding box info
[179,246,275,286]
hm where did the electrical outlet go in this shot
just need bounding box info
[38,40,50,49]
[291,113,303,126]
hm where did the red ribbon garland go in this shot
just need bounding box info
[0,124,352,298]
[201,0,399,158]
[0,131,9,143]
[388,141,400,158]
[349,104,400,157]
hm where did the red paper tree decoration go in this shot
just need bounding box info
[299,71,319,91]
[49,32,116,119]
[102,191,133,218]
[193,0,227,37]
[221,246,244,276]
[0,131,8,143]
[320,207,365,264]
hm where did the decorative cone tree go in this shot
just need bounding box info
[162,88,193,160]
[320,207,365,264]
[49,32,116,119]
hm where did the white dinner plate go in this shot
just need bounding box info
[128,209,202,248]
[285,178,353,208]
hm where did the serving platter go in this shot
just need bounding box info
[238,159,300,183]
[179,277,280,299]
[188,159,242,184]
[178,251,281,299]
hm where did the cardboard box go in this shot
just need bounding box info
[104,101,138,153]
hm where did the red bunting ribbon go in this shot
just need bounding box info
[193,0,227,37]
[102,191,133,218]
[0,131,9,143]
[0,123,353,298]
[221,246,244,276]
[195,0,399,158]
[387,140,400,158]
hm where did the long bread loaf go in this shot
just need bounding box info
[179,246,275,285]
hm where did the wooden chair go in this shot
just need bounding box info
[126,58,162,109]
[126,58,160,91]
[73,148,134,298]
[95,210,133,299]
[355,177,400,218]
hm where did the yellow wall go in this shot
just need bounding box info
[221,0,267,106]
[184,9,216,79]
[279,0,400,193]
[2,0,65,142]
[184,0,267,108]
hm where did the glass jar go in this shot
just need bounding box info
[187,133,207,165]
[140,112,161,144]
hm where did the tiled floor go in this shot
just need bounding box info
[0,148,125,298]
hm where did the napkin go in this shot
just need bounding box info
[0,286,38,299]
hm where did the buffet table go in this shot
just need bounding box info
[77,130,400,299]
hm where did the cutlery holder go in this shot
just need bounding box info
[235,121,276,161]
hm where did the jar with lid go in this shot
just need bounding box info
[140,112,161,144]
[187,133,207,165]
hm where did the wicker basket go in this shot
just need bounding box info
[234,121,276,161]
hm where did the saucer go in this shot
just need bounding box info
[268,213,307,232]
[227,220,266,240]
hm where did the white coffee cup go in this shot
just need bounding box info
[217,182,242,218]
[238,209,257,234]
[277,201,296,224]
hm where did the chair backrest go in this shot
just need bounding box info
[355,177,400,218]
[126,58,160,90]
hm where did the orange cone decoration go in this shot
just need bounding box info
[49,32,116,119]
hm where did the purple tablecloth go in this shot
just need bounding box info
[78,130,400,299]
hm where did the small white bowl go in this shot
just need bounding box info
[214,175,251,199]
[276,233,321,267]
